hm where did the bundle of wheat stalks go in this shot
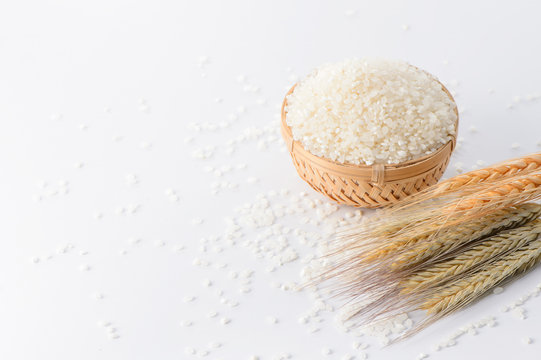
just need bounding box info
[317,153,541,340]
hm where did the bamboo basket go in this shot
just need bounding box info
[281,84,459,208]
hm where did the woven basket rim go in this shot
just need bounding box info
[281,83,459,182]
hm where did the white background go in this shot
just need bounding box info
[1,1,541,359]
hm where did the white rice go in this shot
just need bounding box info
[285,58,457,165]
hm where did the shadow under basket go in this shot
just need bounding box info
[281,85,459,208]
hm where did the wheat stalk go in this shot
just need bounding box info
[423,233,541,314]
[404,219,541,292]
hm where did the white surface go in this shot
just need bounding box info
[1,1,541,359]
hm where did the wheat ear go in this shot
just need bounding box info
[322,203,541,289]
[384,153,541,214]
[431,153,541,193]
[356,155,541,246]
[404,219,541,293]
[354,169,541,261]
[423,232,541,314]
[394,203,541,268]
[321,208,541,322]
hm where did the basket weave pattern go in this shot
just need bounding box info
[281,85,458,208]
